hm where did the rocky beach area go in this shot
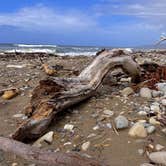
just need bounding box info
[0,49,166,166]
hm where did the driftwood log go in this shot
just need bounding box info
[0,136,107,166]
[12,49,141,141]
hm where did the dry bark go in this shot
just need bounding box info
[0,136,107,166]
[12,49,141,141]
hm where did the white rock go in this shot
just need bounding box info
[138,149,144,155]
[121,87,134,96]
[13,114,25,118]
[146,126,156,134]
[140,88,152,98]
[128,123,147,138]
[103,110,114,117]
[155,144,165,151]
[138,111,147,116]
[81,141,91,151]
[161,99,166,106]
[149,151,166,165]
[149,117,160,125]
[93,125,99,130]
[140,163,154,166]
[64,124,74,131]
[150,105,160,112]
[152,90,163,98]
[33,131,54,148]
[114,115,129,129]
[106,123,112,129]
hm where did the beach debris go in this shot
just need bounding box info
[114,115,129,129]
[64,124,74,132]
[149,151,166,165]
[81,141,91,151]
[42,63,56,76]
[0,136,104,166]
[33,131,54,148]
[2,88,19,100]
[128,123,147,138]
[11,49,141,141]
[140,88,152,98]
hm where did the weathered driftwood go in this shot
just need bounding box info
[0,136,106,166]
[12,49,141,141]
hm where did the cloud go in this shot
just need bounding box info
[0,4,97,32]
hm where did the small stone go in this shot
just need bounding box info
[138,149,144,155]
[140,163,154,166]
[2,89,18,100]
[103,110,114,117]
[140,88,152,98]
[13,113,25,118]
[64,124,74,131]
[33,131,54,148]
[138,111,147,116]
[161,99,166,106]
[12,163,18,166]
[121,87,134,96]
[156,83,166,93]
[162,128,166,135]
[150,105,160,113]
[149,117,160,125]
[114,115,129,129]
[106,123,112,129]
[146,126,156,134]
[28,164,36,166]
[155,144,165,151]
[152,90,163,98]
[128,123,147,138]
[93,125,99,130]
[81,141,91,151]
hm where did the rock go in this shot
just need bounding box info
[138,111,147,116]
[93,125,99,130]
[150,104,160,113]
[146,126,156,134]
[12,163,18,166]
[103,110,114,117]
[161,99,166,106]
[162,128,166,135]
[121,87,134,96]
[81,141,91,151]
[64,124,74,131]
[138,149,144,155]
[13,114,27,119]
[140,164,154,166]
[152,90,163,98]
[149,117,160,125]
[33,131,54,148]
[140,88,152,98]
[114,115,129,129]
[155,144,165,151]
[149,151,166,165]
[2,89,18,100]
[128,123,147,138]
[156,83,166,93]
[106,123,112,129]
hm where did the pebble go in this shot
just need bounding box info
[106,123,112,129]
[161,99,166,106]
[93,125,100,130]
[12,163,18,166]
[155,144,165,151]
[149,117,160,125]
[128,123,147,138]
[33,131,54,148]
[64,124,74,131]
[156,83,166,93]
[146,126,156,134]
[138,111,147,116]
[140,164,154,166]
[138,149,144,155]
[150,105,160,113]
[103,110,114,117]
[140,88,152,98]
[121,87,134,96]
[149,151,166,165]
[114,115,129,129]
[81,141,91,151]
[152,90,163,98]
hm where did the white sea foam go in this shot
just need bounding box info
[14,44,57,48]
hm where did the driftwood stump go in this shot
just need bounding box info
[12,49,141,141]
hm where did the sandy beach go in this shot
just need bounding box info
[0,50,165,166]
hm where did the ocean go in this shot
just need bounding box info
[0,43,110,56]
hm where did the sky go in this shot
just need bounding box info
[0,0,165,46]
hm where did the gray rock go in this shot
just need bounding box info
[161,99,166,106]
[140,88,152,98]
[114,115,129,129]
[149,151,166,165]
[152,90,163,98]
[146,125,156,134]
[156,83,166,93]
